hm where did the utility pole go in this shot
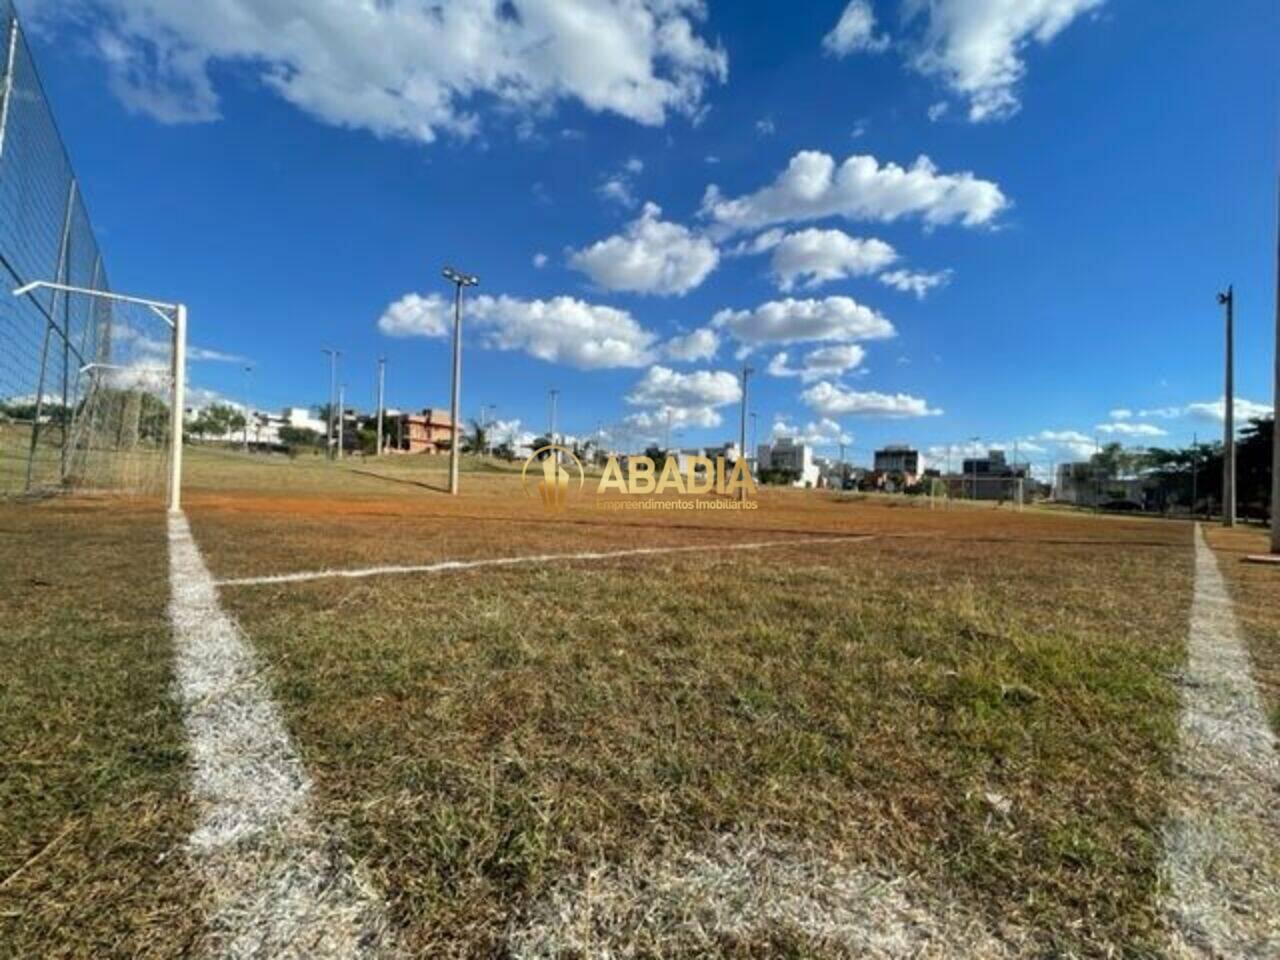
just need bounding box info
[738,364,754,501]
[750,411,758,458]
[242,364,253,454]
[1191,432,1199,518]
[376,357,386,456]
[548,389,559,446]
[483,404,496,455]
[443,266,479,496]
[1272,174,1280,553]
[1219,286,1236,527]
[321,348,339,460]
[337,383,345,460]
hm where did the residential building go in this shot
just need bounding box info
[873,445,921,477]
[757,437,820,488]
[392,407,455,454]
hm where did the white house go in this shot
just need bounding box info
[757,437,820,488]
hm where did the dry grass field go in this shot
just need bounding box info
[5,447,1277,957]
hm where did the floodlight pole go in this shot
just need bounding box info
[337,384,345,459]
[739,364,753,501]
[376,356,386,456]
[1219,286,1236,527]
[322,348,339,460]
[443,266,479,496]
[242,364,253,454]
[1271,174,1280,553]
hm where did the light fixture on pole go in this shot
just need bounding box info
[442,265,479,496]
[1218,286,1236,527]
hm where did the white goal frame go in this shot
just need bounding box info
[11,280,187,512]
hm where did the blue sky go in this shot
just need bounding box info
[19,0,1279,470]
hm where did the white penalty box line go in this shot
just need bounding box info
[215,535,875,588]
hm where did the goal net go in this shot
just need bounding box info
[931,475,1026,510]
[1,286,179,500]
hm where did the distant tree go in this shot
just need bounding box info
[1238,416,1274,518]
[464,418,488,454]
[644,445,671,469]
[758,467,799,486]
[279,425,321,449]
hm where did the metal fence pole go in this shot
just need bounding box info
[26,178,76,489]
[0,12,18,163]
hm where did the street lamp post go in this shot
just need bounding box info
[321,348,339,460]
[443,266,479,496]
[242,364,253,454]
[1219,287,1236,527]
[376,356,386,457]
[1272,180,1280,553]
[337,383,345,460]
[739,364,754,502]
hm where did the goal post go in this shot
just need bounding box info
[8,280,187,512]
[940,474,1026,510]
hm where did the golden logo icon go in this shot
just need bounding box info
[521,445,586,511]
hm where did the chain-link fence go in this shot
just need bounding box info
[0,0,174,498]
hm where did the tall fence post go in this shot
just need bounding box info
[0,12,18,164]
[25,177,76,490]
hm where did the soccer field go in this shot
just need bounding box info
[2,450,1278,958]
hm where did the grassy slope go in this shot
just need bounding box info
[196,472,1192,958]
[0,499,201,957]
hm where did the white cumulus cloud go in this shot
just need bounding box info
[570,202,720,296]
[767,344,866,383]
[823,1,889,56]
[40,0,728,140]
[909,0,1105,122]
[1096,421,1167,438]
[771,417,852,447]
[702,150,1008,234]
[756,228,899,292]
[663,327,720,362]
[712,296,895,347]
[624,364,741,431]
[878,268,952,299]
[377,291,656,369]
[801,380,941,418]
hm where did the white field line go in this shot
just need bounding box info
[215,535,874,588]
[508,834,1023,958]
[1161,525,1280,957]
[168,513,396,958]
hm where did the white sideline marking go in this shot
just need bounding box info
[1161,525,1280,957]
[168,513,395,957]
[215,535,874,588]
